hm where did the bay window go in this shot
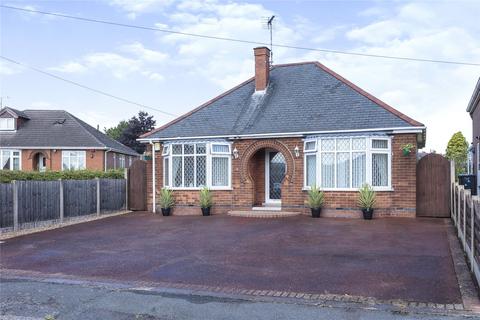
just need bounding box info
[163,142,231,189]
[62,151,86,170]
[304,136,391,190]
[0,149,21,170]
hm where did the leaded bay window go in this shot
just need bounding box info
[304,136,391,190]
[163,142,231,189]
[0,149,21,170]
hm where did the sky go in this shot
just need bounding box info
[1,0,479,152]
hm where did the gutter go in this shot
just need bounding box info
[149,140,156,213]
[137,126,426,143]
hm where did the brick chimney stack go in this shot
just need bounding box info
[254,47,270,92]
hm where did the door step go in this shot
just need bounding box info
[252,206,281,211]
[228,210,300,218]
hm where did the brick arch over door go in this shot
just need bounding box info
[240,139,295,183]
[27,150,49,160]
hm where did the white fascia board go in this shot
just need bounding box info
[137,126,426,142]
[0,146,108,150]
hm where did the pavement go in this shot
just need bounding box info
[1,277,478,320]
[0,212,462,304]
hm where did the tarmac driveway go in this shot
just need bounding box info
[0,212,461,304]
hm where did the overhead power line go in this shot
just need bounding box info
[0,56,178,117]
[2,4,480,67]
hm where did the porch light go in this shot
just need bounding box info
[153,142,161,151]
[294,145,300,158]
[233,147,239,159]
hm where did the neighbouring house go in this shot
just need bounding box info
[467,77,480,194]
[139,47,426,217]
[0,107,139,171]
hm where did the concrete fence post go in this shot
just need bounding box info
[96,177,101,216]
[124,168,129,210]
[471,196,475,271]
[12,180,18,231]
[59,179,64,224]
[458,186,461,235]
[464,190,467,249]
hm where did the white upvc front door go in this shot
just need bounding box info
[264,150,286,204]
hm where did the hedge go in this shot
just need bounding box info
[0,169,125,183]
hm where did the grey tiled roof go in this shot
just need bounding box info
[143,62,423,140]
[0,109,139,156]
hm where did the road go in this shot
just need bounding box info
[1,278,478,320]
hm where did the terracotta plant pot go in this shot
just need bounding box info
[161,208,171,216]
[311,208,321,218]
[362,208,374,220]
[201,207,211,216]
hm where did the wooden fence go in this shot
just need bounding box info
[0,177,127,231]
[451,181,480,286]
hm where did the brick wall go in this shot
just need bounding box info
[146,134,418,217]
[472,102,480,182]
[18,149,105,171]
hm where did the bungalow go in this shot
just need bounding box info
[139,47,426,217]
[0,107,139,171]
[467,78,480,194]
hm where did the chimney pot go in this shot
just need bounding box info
[254,47,270,92]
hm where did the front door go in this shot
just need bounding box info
[265,150,286,204]
[37,154,46,172]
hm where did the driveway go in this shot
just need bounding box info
[0,212,461,304]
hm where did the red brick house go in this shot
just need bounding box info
[139,47,426,217]
[467,78,480,194]
[0,108,139,172]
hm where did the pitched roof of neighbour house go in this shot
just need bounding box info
[467,77,480,115]
[141,61,424,141]
[0,108,139,156]
[0,106,30,119]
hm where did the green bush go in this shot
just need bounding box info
[0,169,124,183]
[307,185,325,209]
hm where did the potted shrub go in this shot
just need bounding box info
[358,184,376,220]
[307,185,325,218]
[159,188,175,216]
[199,187,213,216]
[401,143,414,156]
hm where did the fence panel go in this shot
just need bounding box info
[100,179,126,213]
[17,180,60,224]
[63,180,97,217]
[0,183,14,228]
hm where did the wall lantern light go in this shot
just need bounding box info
[233,147,239,159]
[153,142,161,151]
[294,145,300,158]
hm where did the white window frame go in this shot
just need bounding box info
[304,139,317,152]
[61,150,86,171]
[163,142,231,190]
[0,149,21,170]
[119,154,126,169]
[303,136,392,191]
[0,118,15,131]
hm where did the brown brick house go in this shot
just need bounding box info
[0,108,139,171]
[467,78,480,194]
[139,47,426,217]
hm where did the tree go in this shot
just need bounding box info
[445,131,469,178]
[119,111,156,154]
[104,120,128,140]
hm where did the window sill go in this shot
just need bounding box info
[302,187,394,192]
[166,187,233,191]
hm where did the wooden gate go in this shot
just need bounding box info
[416,154,451,217]
[128,160,147,211]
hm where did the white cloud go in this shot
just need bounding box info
[50,43,167,80]
[0,61,23,75]
[109,0,173,19]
